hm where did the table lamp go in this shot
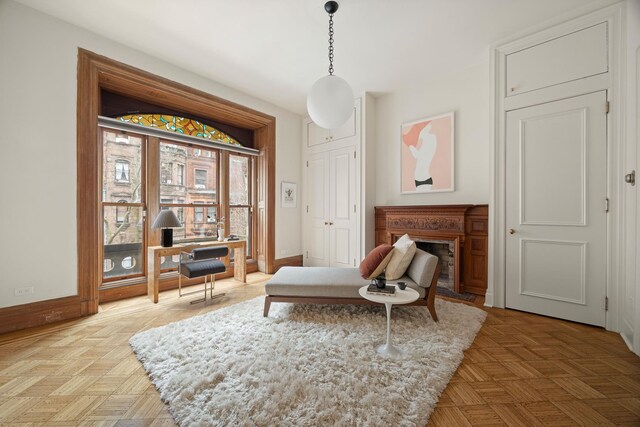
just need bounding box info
[152,210,182,247]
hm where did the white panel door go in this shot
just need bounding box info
[329,146,357,268]
[306,152,330,266]
[506,91,607,326]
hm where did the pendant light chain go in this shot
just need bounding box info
[328,13,334,75]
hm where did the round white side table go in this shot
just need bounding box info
[359,286,420,358]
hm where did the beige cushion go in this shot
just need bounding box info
[385,234,417,280]
[265,266,426,299]
[406,249,439,288]
[359,244,394,279]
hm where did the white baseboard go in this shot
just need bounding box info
[620,332,633,352]
[483,292,494,308]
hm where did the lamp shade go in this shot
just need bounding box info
[307,74,354,129]
[151,209,181,229]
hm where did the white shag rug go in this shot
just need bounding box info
[130,297,486,427]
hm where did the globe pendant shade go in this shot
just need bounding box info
[307,74,354,129]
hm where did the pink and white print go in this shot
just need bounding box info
[401,112,454,193]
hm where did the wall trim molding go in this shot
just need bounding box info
[0,295,91,335]
[488,4,625,334]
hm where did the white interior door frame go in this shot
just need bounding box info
[634,46,640,354]
[488,3,626,333]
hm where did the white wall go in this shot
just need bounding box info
[374,62,490,206]
[0,0,302,308]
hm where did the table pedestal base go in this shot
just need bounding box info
[376,342,403,358]
[358,287,420,359]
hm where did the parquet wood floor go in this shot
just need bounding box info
[0,273,638,426]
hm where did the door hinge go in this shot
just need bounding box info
[605,197,609,213]
[605,101,610,114]
[306,205,309,213]
[605,296,609,311]
[306,160,308,167]
[354,151,356,159]
[353,258,356,267]
[306,251,309,259]
[354,204,356,213]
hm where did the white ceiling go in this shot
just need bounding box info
[15,0,618,114]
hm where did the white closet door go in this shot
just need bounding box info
[329,146,357,268]
[505,91,607,326]
[306,152,330,266]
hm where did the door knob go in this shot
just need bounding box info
[324,222,329,225]
[329,222,334,225]
[509,229,516,235]
[625,170,635,186]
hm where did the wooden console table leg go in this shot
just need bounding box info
[147,250,160,303]
[234,243,247,283]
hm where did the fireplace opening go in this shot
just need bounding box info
[415,239,455,291]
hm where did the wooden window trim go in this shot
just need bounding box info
[81,49,276,307]
[0,49,276,334]
[79,47,276,295]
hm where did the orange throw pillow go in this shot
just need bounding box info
[359,244,394,279]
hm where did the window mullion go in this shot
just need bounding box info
[147,137,161,247]
[221,151,230,239]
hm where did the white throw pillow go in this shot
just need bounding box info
[385,234,417,280]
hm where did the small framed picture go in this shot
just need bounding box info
[401,111,455,194]
[281,182,297,208]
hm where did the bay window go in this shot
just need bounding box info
[100,121,256,285]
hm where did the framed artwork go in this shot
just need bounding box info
[281,181,297,208]
[401,111,455,194]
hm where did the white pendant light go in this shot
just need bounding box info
[307,1,354,130]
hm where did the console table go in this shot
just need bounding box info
[147,240,247,303]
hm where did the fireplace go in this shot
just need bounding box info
[415,239,455,291]
[375,205,488,295]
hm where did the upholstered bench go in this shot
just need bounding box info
[264,248,440,321]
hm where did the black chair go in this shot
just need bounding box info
[178,246,228,304]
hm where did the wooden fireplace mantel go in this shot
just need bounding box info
[375,205,488,295]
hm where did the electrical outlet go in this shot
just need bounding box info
[14,286,34,296]
[280,249,290,256]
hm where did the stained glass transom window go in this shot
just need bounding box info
[116,114,241,146]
